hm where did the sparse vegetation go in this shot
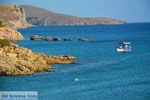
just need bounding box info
[21,5,126,26]
[0,39,11,47]
[0,21,4,27]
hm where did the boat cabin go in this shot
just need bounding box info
[116,41,131,52]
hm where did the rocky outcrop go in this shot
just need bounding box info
[45,37,53,41]
[30,35,97,41]
[20,5,126,26]
[36,53,76,64]
[0,43,76,76]
[0,5,30,29]
[30,35,45,40]
[30,35,61,41]
[63,38,72,41]
[78,38,95,41]
[52,37,61,41]
[0,56,51,76]
[0,27,24,41]
[0,44,52,76]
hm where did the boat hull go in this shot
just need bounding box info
[117,48,131,52]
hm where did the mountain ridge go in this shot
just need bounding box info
[20,5,126,26]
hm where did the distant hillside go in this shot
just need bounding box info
[20,5,126,26]
[0,5,30,29]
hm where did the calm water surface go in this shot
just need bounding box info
[0,23,150,100]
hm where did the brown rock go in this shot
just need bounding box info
[45,37,53,41]
[0,5,30,29]
[52,37,61,41]
[0,56,52,76]
[63,38,72,41]
[0,43,76,76]
[0,27,24,41]
[30,36,61,41]
[30,35,45,40]
[0,44,52,76]
[78,38,95,41]
[35,53,76,64]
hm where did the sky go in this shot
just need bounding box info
[0,0,150,22]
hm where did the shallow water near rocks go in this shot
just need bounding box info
[1,23,150,100]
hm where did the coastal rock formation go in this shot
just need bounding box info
[63,38,72,41]
[0,44,51,76]
[30,35,45,40]
[78,38,95,41]
[0,5,30,29]
[36,53,76,64]
[20,5,126,26]
[0,27,24,41]
[30,35,61,41]
[52,37,61,41]
[0,56,51,76]
[30,36,96,41]
[0,43,75,76]
[45,37,53,41]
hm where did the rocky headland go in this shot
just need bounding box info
[0,5,30,29]
[0,4,126,30]
[20,5,126,26]
[0,43,75,76]
[0,27,24,41]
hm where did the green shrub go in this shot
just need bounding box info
[0,40,11,47]
[0,21,4,27]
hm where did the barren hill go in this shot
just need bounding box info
[20,5,126,26]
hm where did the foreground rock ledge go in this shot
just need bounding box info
[0,43,76,76]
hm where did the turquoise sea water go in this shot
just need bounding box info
[0,23,150,100]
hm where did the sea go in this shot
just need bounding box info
[0,23,150,100]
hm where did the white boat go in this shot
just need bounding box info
[116,41,131,52]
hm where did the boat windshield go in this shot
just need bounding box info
[117,42,131,49]
[118,44,131,49]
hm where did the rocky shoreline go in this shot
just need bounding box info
[0,43,76,76]
[0,27,76,76]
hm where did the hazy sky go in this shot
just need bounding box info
[0,0,150,22]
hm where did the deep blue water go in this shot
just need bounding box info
[1,23,150,100]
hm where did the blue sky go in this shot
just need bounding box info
[0,0,150,22]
